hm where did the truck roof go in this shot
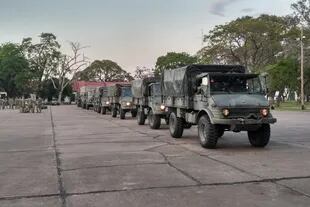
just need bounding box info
[162,64,246,97]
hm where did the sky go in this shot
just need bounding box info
[0,0,295,73]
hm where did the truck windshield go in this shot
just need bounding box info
[210,75,263,94]
[152,83,161,96]
[121,87,132,97]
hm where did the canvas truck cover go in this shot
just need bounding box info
[162,64,246,97]
[107,83,131,97]
[131,77,158,98]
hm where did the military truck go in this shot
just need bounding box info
[108,83,137,119]
[162,64,277,149]
[93,88,102,113]
[132,78,168,129]
[98,86,111,114]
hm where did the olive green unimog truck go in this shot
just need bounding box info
[132,78,168,129]
[98,86,111,114]
[162,64,277,149]
[93,88,102,113]
[108,83,137,119]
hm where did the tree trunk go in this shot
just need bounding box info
[58,90,63,104]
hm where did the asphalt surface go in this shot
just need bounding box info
[0,105,310,207]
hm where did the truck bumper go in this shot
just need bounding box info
[212,118,277,125]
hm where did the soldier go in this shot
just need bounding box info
[36,98,42,113]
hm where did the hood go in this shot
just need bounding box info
[212,94,268,108]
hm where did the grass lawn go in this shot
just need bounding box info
[274,101,310,112]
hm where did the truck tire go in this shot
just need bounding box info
[97,106,101,113]
[120,108,126,119]
[137,108,145,125]
[86,104,90,110]
[217,128,225,138]
[198,115,218,149]
[148,110,161,129]
[248,124,270,147]
[112,107,117,118]
[131,110,137,118]
[169,112,184,138]
[102,107,107,114]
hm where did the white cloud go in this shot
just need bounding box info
[210,0,241,16]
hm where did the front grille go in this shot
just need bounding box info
[228,108,261,119]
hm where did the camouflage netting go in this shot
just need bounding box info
[162,64,246,97]
[107,84,131,97]
[131,77,158,98]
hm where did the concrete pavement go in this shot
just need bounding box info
[0,106,310,206]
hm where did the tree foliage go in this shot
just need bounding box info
[266,58,299,97]
[79,60,133,82]
[154,52,198,75]
[133,66,153,79]
[292,0,310,25]
[0,43,32,97]
[199,15,297,72]
[21,33,61,91]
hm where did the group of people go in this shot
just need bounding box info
[0,97,43,113]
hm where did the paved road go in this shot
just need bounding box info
[0,106,310,206]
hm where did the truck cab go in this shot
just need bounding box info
[118,86,137,119]
[146,82,168,129]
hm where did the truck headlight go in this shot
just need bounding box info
[106,101,110,105]
[260,108,269,117]
[222,109,230,117]
[160,105,165,111]
[126,102,131,106]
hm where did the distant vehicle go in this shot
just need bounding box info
[108,83,137,119]
[162,65,277,149]
[132,78,168,129]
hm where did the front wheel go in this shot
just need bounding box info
[198,115,218,149]
[112,107,117,118]
[101,107,107,114]
[248,124,270,147]
[169,112,184,138]
[148,109,161,129]
[137,108,146,125]
[120,108,126,119]
[131,110,137,118]
[97,106,101,113]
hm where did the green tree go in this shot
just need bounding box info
[199,15,296,72]
[266,58,299,100]
[79,59,133,81]
[154,52,198,75]
[0,43,32,97]
[292,0,310,25]
[21,33,61,92]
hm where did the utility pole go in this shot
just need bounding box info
[301,25,305,110]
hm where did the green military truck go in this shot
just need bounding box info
[132,78,168,129]
[162,64,277,149]
[98,86,111,114]
[108,83,137,119]
[93,88,102,113]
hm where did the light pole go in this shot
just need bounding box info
[300,25,305,110]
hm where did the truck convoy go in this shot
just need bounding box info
[108,83,137,119]
[132,78,168,129]
[77,64,277,149]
